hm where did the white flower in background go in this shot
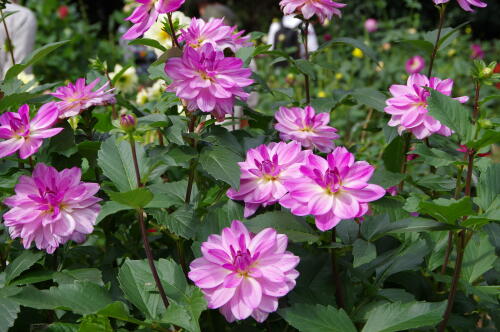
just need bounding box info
[17,72,38,91]
[110,64,138,94]
[136,89,149,105]
[144,12,191,55]
[136,80,165,105]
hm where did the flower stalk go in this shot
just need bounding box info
[302,20,311,105]
[427,4,446,77]
[0,8,15,66]
[331,229,345,309]
[167,12,181,49]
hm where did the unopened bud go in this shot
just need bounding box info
[285,73,295,85]
[120,114,137,132]
[481,67,493,78]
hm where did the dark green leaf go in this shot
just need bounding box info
[412,144,457,167]
[476,163,500,211]
[382,136,405,173]
[279,303,357,332]
[294,59,316,80]
[108,188,153,209]
[351,88,387,112]
[353,239,377,268]
[370,169,405,189]
[466,130,500,150]
[418,197,474,224]
[128,38,167,52]
[151,205,196,239]
[199,146,242,189]
[5,251,44,285]
[396,39,433,56]
[0,297,20,332]
[461,232,497,283]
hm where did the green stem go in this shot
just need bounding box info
[0,8,15,66]
[167,12,181,49]
[185,114,197,204]
[427,4,446,77]
[398,133,412,192]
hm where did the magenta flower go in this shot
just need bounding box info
[188,220,299,322]
[3,164,101,254]
[51,78,116,119]
[165,44,253,121]
[280,0,346,24]
[280,147,385,231]
[433,0,487,12]
[405,55,425,74]
[384,73,469,139]
[470,44,485,59]
[364,18,378,33]
[122,0,186,40]
[274,106,339,153]
[0,103,63,159]
[179,18,252,52]
[227,142,309,217]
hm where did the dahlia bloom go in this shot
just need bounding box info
[3,164,101,254]
[227,142,309,217]
[188,220,299,322]
[364,18,378,33]
[405,55,425,74]
[179,18,252,52]
[384,73,469,139]
[51,78,116,119]
[280,0,346,24]
[433,0,487,12]
[274,106,339,153]
[0,104,62,159]
[470,44,485,59]
[122,0,186,40]
[280,147,385,231]
[165,44,253,121]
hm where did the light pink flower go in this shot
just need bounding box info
[470,44,484,59]
[122,0,186,40]
[188,220,299,322]
[274,106,339,153]
[384,73,469,139]
[165,44,253,121]
[2,164,101,254]
[280,147,385,231]
[51,78,116,119]
[405,55,425,74]
[364,18,378,33]
[0,103,63,159]
[179,17,252,52]
[280,0,346,24]
[227,142,309,217]
[387,186,398,196]
[433,0,487,12]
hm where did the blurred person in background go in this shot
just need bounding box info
[267,15,318,60]
[196,0,237,25]
[0,0,37,78]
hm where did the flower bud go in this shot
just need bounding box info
[285,73,295,85]
[58,5,69,20]
[481,67,493,78]
[478,119,493,129]
[120,114,137,132]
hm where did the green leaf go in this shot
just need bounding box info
[476,163,500,211]
[294,59,316,80]
[78,315,112,332]
[382,136,405,173]
[199,146,242,189]
[370,169,405,188]
[351,88,387,112]
[128,38,167,52]
[5,40,71,80]
[236,46,255,66]
[108,188,153,209]
[5,251,44,285]
[245,211,319,243]
[361,301,447,332]
[161,287,207,332]
[317,37,378,62]
[353,239,377,268]
[467,130,500,150]
[151,205,196,239]
[44,323,79,332]
[418,197,474,224]
[397,39,434,56]
[462,232,497,283]
[412,144,457,167]
[279,303,357,332]
[96,302,147,326]
[148,180,198,208]
[427,89,473,142]
[97,136,149,192]
[96,201,130,224]
[0,297,20,332]
[53,269,103,286]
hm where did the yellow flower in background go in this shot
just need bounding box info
[352,48,364,58]
[465,26,472,34]
[335,73,343,80]
[110,64,138,94]
[144,12,190,56]
[447,49,457,57]
[317,90,326,98]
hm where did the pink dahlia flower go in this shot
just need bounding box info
[274,106,339,153]
[165,44,253,121]
[280,147,385,231]
[122,0,186,40]
[364,18,378,33]
[227,142,309,217]
[3,164,101,254]
[280,0,346,24]
[405,55,425,74]
[433,0,487,12]
[384,73,469,139]
[470,44,485,59]
[0,103,62,159]
[179,18,252,52]
[188,220,299,322]
[51,78,116,119]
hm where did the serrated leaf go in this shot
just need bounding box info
[462,232,497,283]
[199,146,242,189]
[353,239,377,268]
[0,297,20,332]
[412,144,457,167]
[53,269,103,286]
[5,251,44,285]
[362,301,447,332]
[382,136,405,173]
[427,89,473,142]
[245,211,319,243]
[151,205,196,239]
[467,130,500,150]
[108,188,153,209]
[418,197,473,224]
[477,163,500,211]
[279,303,357,332]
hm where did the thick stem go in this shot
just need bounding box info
[128,136,170,310]
[472,81,480,123]
[398,133,412,191]
[176,239,188,276]
[303,21,311,105]
[331,229,345,309]
[427,5,446,78]
[0,9,15,66]
[167,13,181,49]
